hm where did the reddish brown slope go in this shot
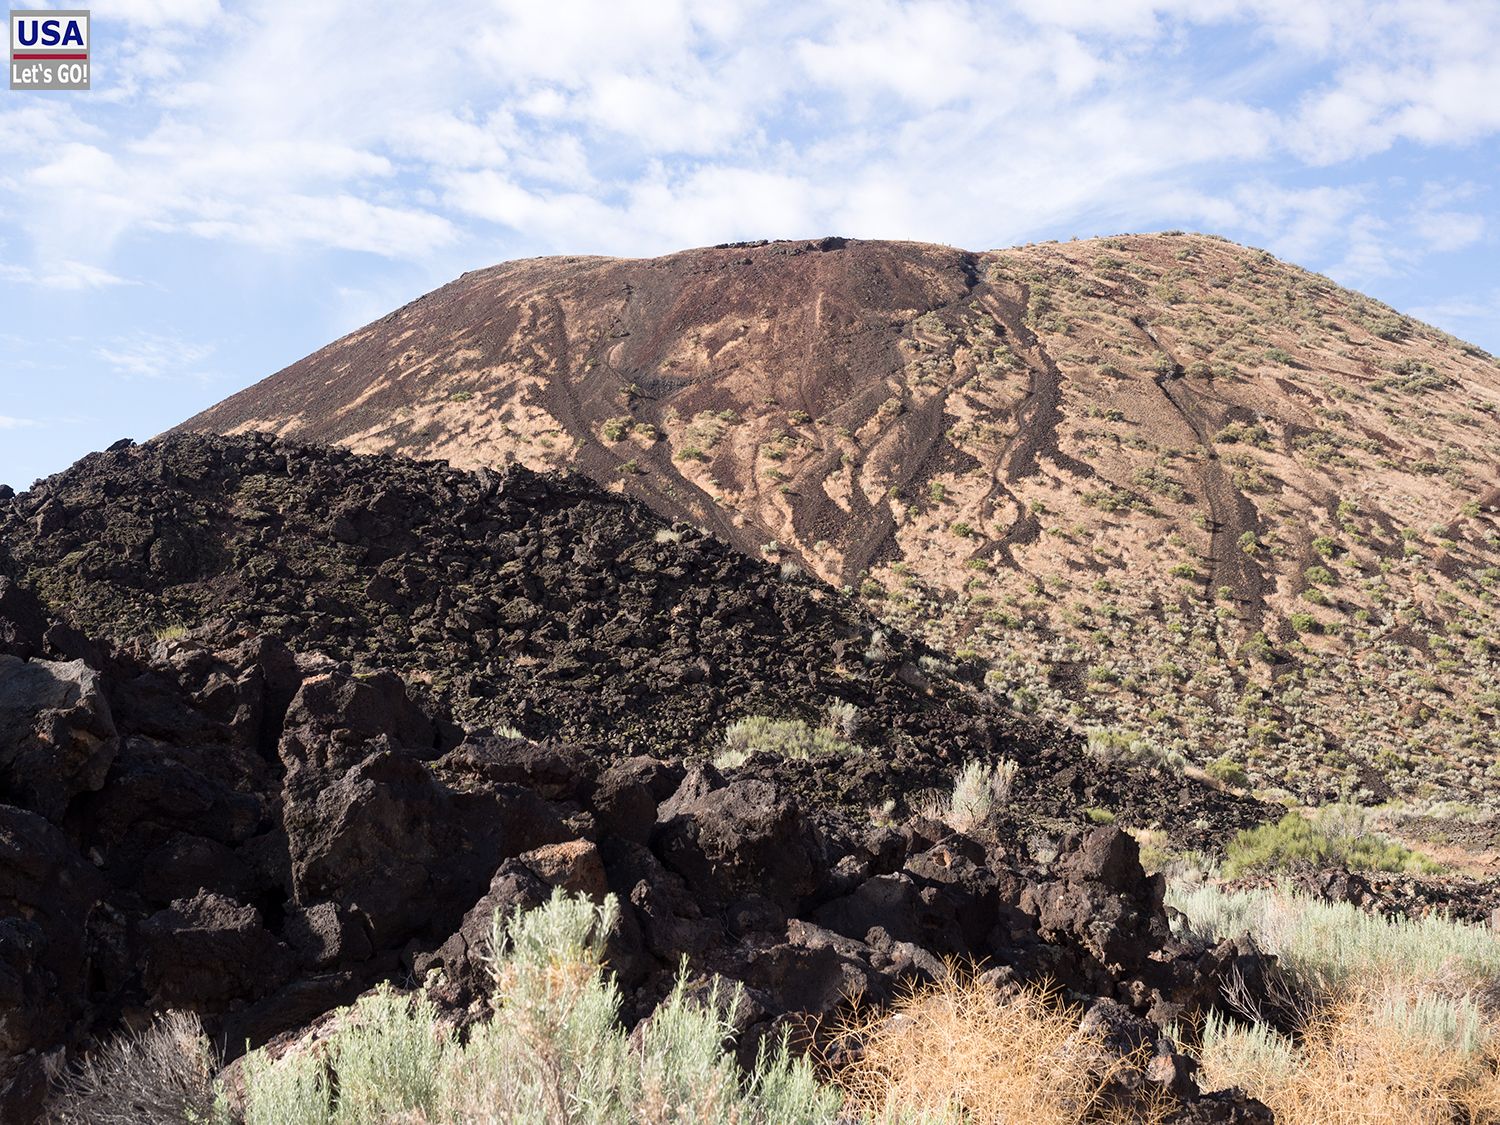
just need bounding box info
[178,237,995,577]
[176,234,1500,807]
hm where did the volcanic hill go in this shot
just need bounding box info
[175,234,1500,807]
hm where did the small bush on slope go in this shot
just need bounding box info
[1195,985,1500,1123]
[947,758,1017,832]
[1084,727,1186,774]
[1221,805,1438,879]
[916,758,1018,833]
[1168,882,1500,993]
[236,889,840,1125]
[714,714,854,771]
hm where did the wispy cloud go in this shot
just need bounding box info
[95,332,216,381]
[1410,290,1500,348]
[0,260,131,290]
[0,0,1494,280]
[0,0,1496,492]
[0,415,39,430]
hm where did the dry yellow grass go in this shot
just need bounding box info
[1196,983,1500,1124]
[832,974,1174,1124]
[1174,882,1500,1124]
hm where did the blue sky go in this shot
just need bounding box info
[2,0,1497,490]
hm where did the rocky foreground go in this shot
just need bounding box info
[0,435,1278,1121]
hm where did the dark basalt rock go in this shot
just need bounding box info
[0,806,103,1056]
[0,656,118,822]
[0,433,1265,846]
[0,620,1278,1122]
[654,777,824,912]
[0,578,46,660]
[139,891,294,1007]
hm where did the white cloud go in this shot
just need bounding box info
[0,260,131,289]
[0,416,39,430]
[103,0,224,27]
[1410,294,1499,320]
[1012,0,1236,35]
[385,110,519,170]
[1409,290,1500,340]
[0,103,99,159]
[186,195,457,257]
[95,332,215,380]
[1281,3,1500,162]
[0,0,1498,300]
[1414,209,1485,253]
[1164,182,1366,258]
[1406,182,1488,253]
[1327,213,1397,284]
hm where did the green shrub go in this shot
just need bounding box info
[1134,466,1187,501]
[1214,421,1272,448]
[1085,728,1186,773]
[239,891,842,1124]
[1243,632,1275,664]
[684,411,733,450]
[715,715,854,770]
[1170,882,1496,992]
[1303,565,1335,586]
[1221,807,1438,879]
[923,758,1018,832]
[1206,755,1250,788]
[241,1042,329,1125]
[337,987,447,1121]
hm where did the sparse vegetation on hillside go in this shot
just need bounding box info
[173,233,1500,809]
